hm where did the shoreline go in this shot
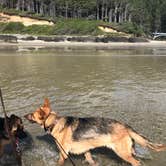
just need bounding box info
[0,40,166,50]
[0,34,166,50]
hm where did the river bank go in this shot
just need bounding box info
[0,34,166,51]
[0,34,148,43]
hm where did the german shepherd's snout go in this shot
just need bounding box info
[25,98,166,166]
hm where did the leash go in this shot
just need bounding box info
[52,136,76,166]
[44,121,76,166]
[0,88,22,166]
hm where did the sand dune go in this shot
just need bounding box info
[0,12,54,26]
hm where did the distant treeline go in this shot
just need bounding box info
[0,0,166,33]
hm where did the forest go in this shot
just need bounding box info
[0,0,166,34]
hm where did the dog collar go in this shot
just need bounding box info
[15,137,21,153]
[44,123,55,133]
[43,114,59,133]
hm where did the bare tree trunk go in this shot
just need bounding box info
[105,5,108,21]
[109,8,113,22]
[65,1,68,18]
[78,9,82,18]
[96,3,100,20]
[114,4,118,23]
[0,0,6,7]
[124,4,129,22]
[73,7,77,18]
[49,1,56,17]
[22,0,25,11]
[40,1,44,15]
[121,12,124,22]
[128,13,132,22]
[16,0,21,10]
[10,0,14,8]
[118,4,122,23]
[27,1,34,12]
[101,0,104,20]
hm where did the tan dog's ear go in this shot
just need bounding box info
[40,106,51,118]
[43,98,50,108]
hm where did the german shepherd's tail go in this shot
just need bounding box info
[128,129,166,152]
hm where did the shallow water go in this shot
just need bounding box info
[0,45,166,166]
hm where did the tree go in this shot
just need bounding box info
[0,0,166,33]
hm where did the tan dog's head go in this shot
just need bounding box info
[24,98,51,126]
[6,114,27,139]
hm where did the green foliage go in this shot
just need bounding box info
[0,22,6,32]
[52,19,103,35]
[117,22,144,36]
[0,19,145,36]
[0,22,53,35]
[2,22,24,33]
[1,0,166,34]
[22,25,54,35]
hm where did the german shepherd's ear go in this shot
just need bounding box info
[40,107,50,119]
[43,98,50,108]
[39,109,48,118]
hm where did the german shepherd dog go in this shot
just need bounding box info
[0,114,27,156]
[24,99,166,166]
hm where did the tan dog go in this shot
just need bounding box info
[0,114,27,156]
[25,99,166,166]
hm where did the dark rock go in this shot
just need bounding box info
[21,36,35,41]
[105,36,129,42]
[22,35,149,43]
[0,35,17,43]
[95,37,105,42]
[95,36,129,43]
[67,36,96,42]
[53,36,65,42]
[37,36,65,42]
[37,36,54,42]
[128,37,149,43]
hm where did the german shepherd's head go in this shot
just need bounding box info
[24,99,55,127]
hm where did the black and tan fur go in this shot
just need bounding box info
[24,99,166,166]
[0,114,27,156]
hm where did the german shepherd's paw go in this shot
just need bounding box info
[82,158,99,166]
[57,159,65,166]
[91,162,99,166]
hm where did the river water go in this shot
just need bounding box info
[0,45,166,166]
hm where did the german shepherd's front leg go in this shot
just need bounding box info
[56,137,70,165]
[57,142,69,165]
[84,151,99,166]
[58,152,68,165]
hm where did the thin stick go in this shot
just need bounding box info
[0,88,22,166]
